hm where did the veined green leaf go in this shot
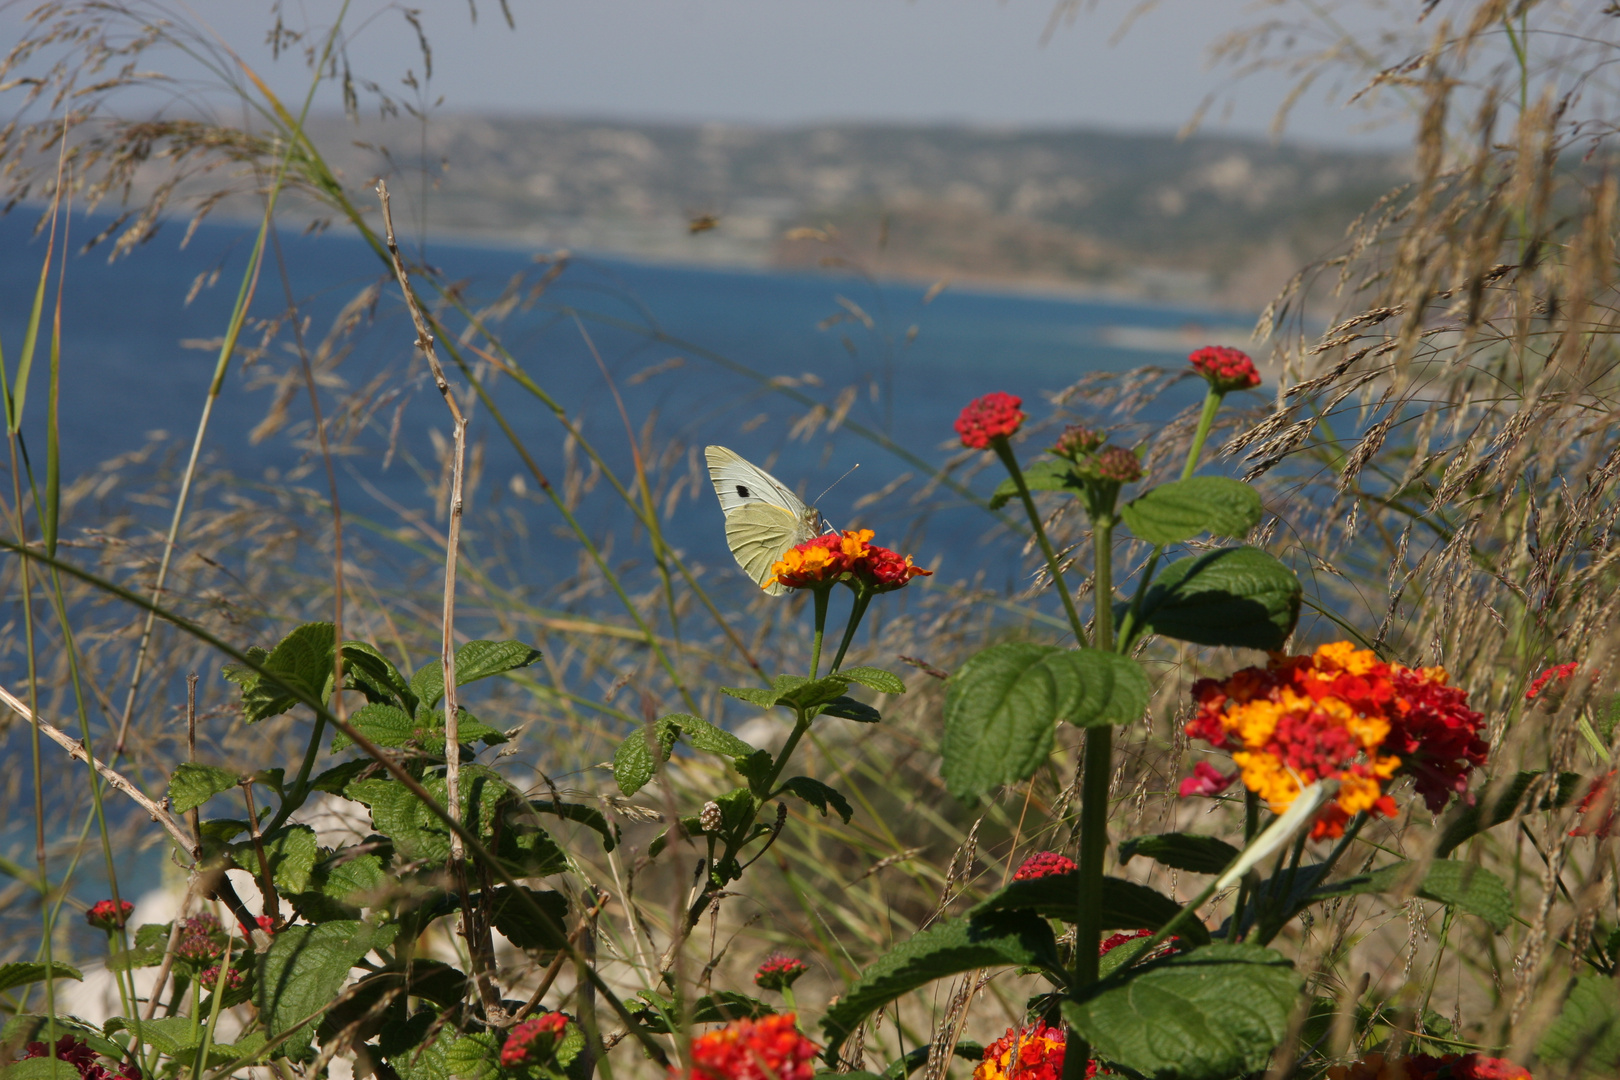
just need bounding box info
[942,643,1149,799]
[1062,943,1301,1080]
[1120,477,1263,546]
[169,763,240,814]
[820,911,1061,1057]
[1119,546,1300,651]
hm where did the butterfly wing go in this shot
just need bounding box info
[706,445,809,516]
[723,503,820,596]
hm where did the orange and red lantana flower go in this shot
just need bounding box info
[973,1024,1098,1080]
[682,1014,818,1080]
[770,529,931,592]
[1181,642,1486,838]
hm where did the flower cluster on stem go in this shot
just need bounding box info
[679,1014,819,1080]
[769,530,930,594]
[1181,642,1487,838]
[1326,1051,1531,1079]
[86,899,133,932]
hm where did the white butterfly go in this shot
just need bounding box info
[705,445,827,596]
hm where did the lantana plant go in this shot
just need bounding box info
[804,349,1528,1080]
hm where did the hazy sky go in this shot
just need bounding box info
[7,1,1416,148]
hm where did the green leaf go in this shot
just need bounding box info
[941,643,1150,799]
[411,640,542,710]
[317,962,468,1045]
[441,1031,501,1080]
[1119,477,1263,546]
[487,887,569,951]
[1308,860,1512,931]
[968,872,1211,945]
[989,459,1080,510]
[1539,972,1620,1075]
[169,763,239,814]
[255,920,398,1048]
[526,799,618,852]
[722,674,851,713]
[1435,770,1584,856]
[309,760,373,795]
[346,767,510,863]
[1120,546,1301,651]
[1062,943,1301,1080]
[821,696,882,723]
[291,851,388,923]
[331,702,505,753]
[820,911,1061,1057]
[1119,833,1242,876]
[231,825,319,895]
[0,962,80,995]
[671,714,758,758]
[839,666,906,695]
[497,810,569,877]
[779,777,854,823]
[613,717,680,796]
[735,750,776,794]
[340,641,416,711]
[226,622,336,722]
[632,991,776,1033]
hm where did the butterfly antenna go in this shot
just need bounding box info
[815,463,860,506]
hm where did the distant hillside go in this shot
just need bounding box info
[294,115,1409,309]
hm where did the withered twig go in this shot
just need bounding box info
[376,179,498,1018]
[0,683,194,851]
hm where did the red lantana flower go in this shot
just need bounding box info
[973,1024,1099,1080]
[956,392,1026,449]
[753,955,810,991]
[1012,851,1076,880]
[1525,661,1582,703]
[1178,761,1238,799]
[86,899,133,931]
[1571,771,1617,838]
[1098,928,1181,959]
[501,1011,571,1067]
[769,529,930,592]
[1188,346,1262,394]
[682,1014,818,1080]
[22,1036,140,1080]
[1328,1052,1531,1080]
[239,915,275,938]
[1182,642,1487,838]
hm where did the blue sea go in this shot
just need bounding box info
[0,210,1252,924]
[0,211,1245,579]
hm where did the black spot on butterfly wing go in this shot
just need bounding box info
[735,485,751,498]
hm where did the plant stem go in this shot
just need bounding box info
[1228,790,1261,941]
[993,440,1088,646]
[809,586,832,679]
[828,588,873,674]
[1182,390,1224,482]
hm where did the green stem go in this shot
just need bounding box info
[1182,389,1224,482]
[1067,516,1117,1079]
[809,586,832,679]
[993,440,1088,646]
[1118,389,1226,647]
[828,587,874,674]
[1227,790,1261,942]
